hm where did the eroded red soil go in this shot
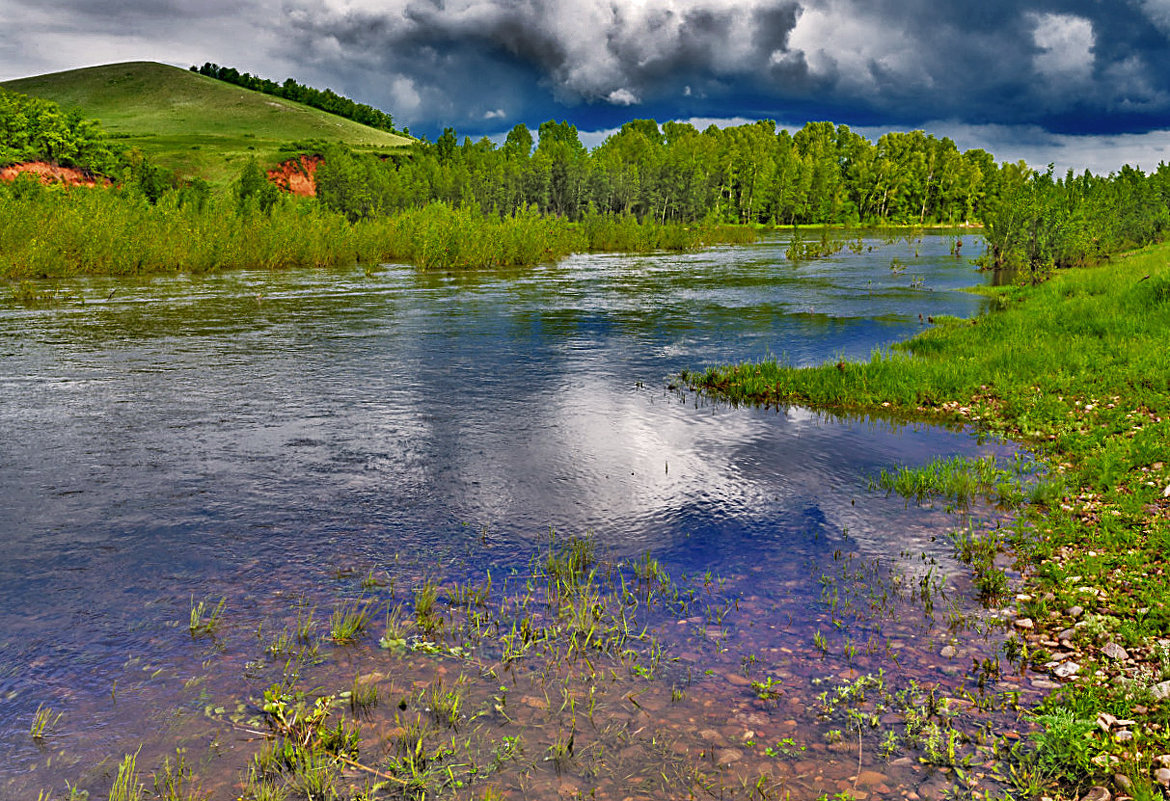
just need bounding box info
[267,154,321,197]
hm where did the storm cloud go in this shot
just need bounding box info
[4,0,1170,168]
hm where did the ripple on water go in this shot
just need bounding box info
[0,233,1029,798]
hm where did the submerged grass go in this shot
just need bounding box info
[30,529,1042,801]
[689,241,1170,798]
[872,454,1060,509]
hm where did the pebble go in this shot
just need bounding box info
[715,748,742,766]
[1068,605,1085,619]
[1114,774,1134,794]
[1152,681,1170,701]
[1156,767,1170,788]
[1053,661,1081,679]
[1079,787,1111,801]
[1157,754,1170,769]
[855,770,889,789]
[1032,678,1062,690]
[1102,642,1129,660]
[940,645,956,659]
[1114,730,1134,743]
[1013,617,1034,630]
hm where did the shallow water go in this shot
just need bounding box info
[0,232,1032,798]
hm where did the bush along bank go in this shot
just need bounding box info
[0,175,760,281]
[686,243,1170,799]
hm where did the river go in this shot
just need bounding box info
[0,232,1035,799]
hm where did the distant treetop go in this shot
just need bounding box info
[191,63,398,134]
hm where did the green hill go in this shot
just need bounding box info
[1,61,412,182]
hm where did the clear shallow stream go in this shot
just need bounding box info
[0,232,1030,798]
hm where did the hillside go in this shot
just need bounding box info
[1,61,411,182]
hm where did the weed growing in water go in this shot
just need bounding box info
[152,749,198,801]
[414,579,442,633]
[448,573,492,608]
[750,676,783,702]
[813,630,829,655]
[379,603,411,650]
[348,674,378,716]
[188,596,226,638]
[29,704,62,740]
[545,730,575,772]
[108,751,144,801]
[329,597,373,644]
[422,675,467,729]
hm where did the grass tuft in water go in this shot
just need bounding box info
[108,751,144,801]
[329,598,373,645]
[30,704,62,741]
[188,596,226,638]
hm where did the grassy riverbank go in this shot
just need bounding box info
[688,243,1170,798]
[0,183,757,281]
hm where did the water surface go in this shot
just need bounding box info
[0,232,1025,797]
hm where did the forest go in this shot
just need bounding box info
[4,83,1170,277]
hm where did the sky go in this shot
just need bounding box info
[4,0,1170,173]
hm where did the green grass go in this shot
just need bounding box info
[689,242,1170,796]
[1,62,410,182]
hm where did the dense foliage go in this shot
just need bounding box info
[8,79,1170,278]
[313,120,1000,227]
[979,163,1170,279]
[0,89,119,174]
[0,174,757,278]
[191,63,399,134]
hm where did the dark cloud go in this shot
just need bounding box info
[4,0,1170,165]
[260,0,1170,138]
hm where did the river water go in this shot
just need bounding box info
[0,232,1034,799]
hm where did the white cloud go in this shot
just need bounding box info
[483,108,506,120]
[1140,0,1170,34]
[891,120,1170,175]
[786,0,924,90]
[1031,12,1094,83]
[387,75,422,115]
[606,88,640,105]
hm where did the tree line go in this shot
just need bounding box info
[191,63,399,134]
[7,82,1170,278]
[314,119,1004,228]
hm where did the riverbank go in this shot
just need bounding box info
[688,242,1170,798]
[0,185,760,280]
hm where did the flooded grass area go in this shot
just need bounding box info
[0,232,1049,799]
[12,507,1051,800]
